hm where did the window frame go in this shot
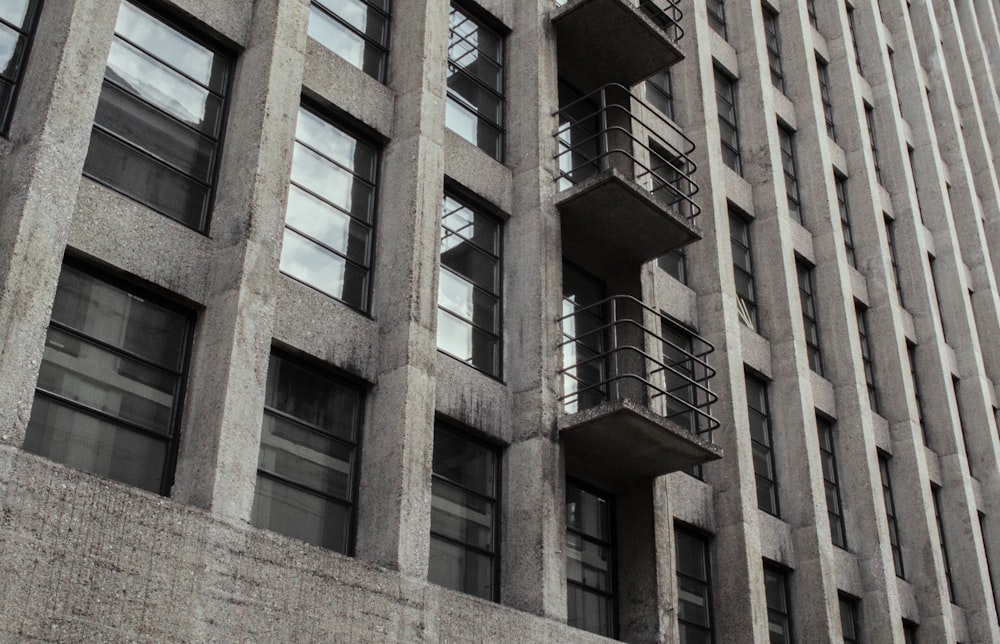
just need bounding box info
[714,67,741,175]
[707,0,728,39]
[807,0,819,29]
[796,260,823,375]
[763,562,793,643]
[565,477,619,639]
[645,68,675,121]
[878,451,905,578]
[0,0,44,136]
[856,304,880,414]
[931,484,955,603]
[884,214,904,306]
[864,103,883,185]
[835,174,857,268]
[839,593,862,644]
[730,209,758,330]
[675,524,715,644]
[817,415,847,549]
[763,7,784,93]
[817,56,836,140]
[746,371,779,516]
[778,124,802,224]
[308,0,391,83]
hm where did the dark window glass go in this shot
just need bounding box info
[856,305,880,414]
[662,319,712,435]
[82,0,230,231]
[928,255,950,342]
[836,175,856,267]
[707,0,727,39]
[779,125,801,223]
[865,104,882,185]
[659,247,688,284]
[556,80,601,190]
[676,527,714,644]
[561,261,607,413]
[24,264,191,495]
[797,261,823,375]
[437,193,502,376]
[746,373,779,516]
[715,69,741,175]
[646,68,674,120]
[903,620,919,644]
[818,417,847,548]
[447,3,504,160]
[878,452,905,578]
[309,0,390,82]
[817,57,836,140]
[730,210,758,330]
[884,215,903,304]
[977,512,1000,622]
[650,141,694,221]
[280,104,378,312]
[839,594,861,644]
[847,5,863,76]
[566,480,616,638]
[931,485,955,602]
[807,0,819,29]
[764,8,784,93]
[763,564,792,644]
[251,352,362,553]
[429,423,500,601]
[0,0,42,134]
[905,342,928,445]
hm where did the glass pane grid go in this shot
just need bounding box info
[309,0,390,82]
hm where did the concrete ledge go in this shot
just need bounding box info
[558,399,722,492]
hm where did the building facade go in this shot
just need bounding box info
[0,0,999,641]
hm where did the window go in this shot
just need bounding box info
[251,352,362,553]
[82,0,231,230]
[646,68,674,120]
[779,125,802,223]
[23,263,191,495]
[715,68,742,175]
[659,247,688,284]
[566,480,616,638]
[847,4,863,76]
[797,261,823,375]
[437,192,502,376]
[763,563,792,643]
[864,103,883,185]
[730,210,758,330]
[977,512,999,621]
[429,423,500,601]
[280,104,378,311]
[856,304,880,414]
[817,56,836,140]
[676,526,714,644]
[0,0,42,134]
[905,342,928,445]
[885,215,904,305]
[650,141,691,220]
[447,3,504,161]
[928,255,949,342]
[662,319,712,435]
[763,8,784,93]
[950,377,974,475]
[931,484,955,602]
[308,0,390,81]
[818,416,847,548]
[839,594,861,644]
[707,0,727,38]
[878,452,905,578]
[561,261,607,413]
[903,620,919,644]
[836,175,857,267]
[807,0,819,29]
[746,372,779,516]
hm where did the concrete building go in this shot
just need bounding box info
[0,0,998,641]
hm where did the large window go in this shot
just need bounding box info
[817,416,846,548]
[856,304,880,414]
[817,56,836,140]
[778,125,801,223]
[446,2,504,161]
[437,192,502,376]
[763,8,784,93]
[715,68,742,175]
[83,0,231,231]
[797,261,823,375]
[659,247,688,284]
[763,563,792,644]
[566,480,616,638]
[730,209,758,330]
[251,352,362,553]
[280,104,378,311]
[746,372,779,516]
[707,0,727,39]
[878,452,905,578]
[24,263,191,495]
[429,423,500,601]
[839,594,861,644]
[835,175,856,268]
[676,526,714,644]
[308,0,390,82]
[0,0,42,134]
[662,318,712,435]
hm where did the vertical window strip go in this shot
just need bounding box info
[847,5,863,76]
[906,342,928,445]
[818,416,846,548]
[878,453,906,578]
[865,104,883,185]
[566,480,617,638]
[817,57,836,140]
[884,215,904,306]
[763,564,792,642]
[839,594,861,644]
[715,69,742,175]
[308,0,390,82]
[856,305,880,414]
[658,247,688,285]
[931,484,956,602]
[807,0,819,29]
[730,210,758,330]
[746,373,779,516]
[779,125,801,223]
[0,0,43,134]
[836,176,857,268]
[675,527,714,643]
[764,8,785,93]
[645,68,675,120]
[797,262,823,375]
[707,0,728,39]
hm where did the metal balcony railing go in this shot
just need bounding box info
[558,295,719,434]
[555,83,700,222]
[553,0,684,44]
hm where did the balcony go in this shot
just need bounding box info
[552,0,684,93]
[558,295,721,491]
[555,83,700,277]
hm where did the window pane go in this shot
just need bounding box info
[265,354,360,440]
[432,425,497,496]
[446,3,504,160]
[430,479,495,549]
[429,536,494,600]
[251,475,351,552]
[566,484,611,540]
[567,584,614,637]
[285,185,370,264]
[291,142,373,222]
[0,22,22,80]
[309,0,388,80]
[0,0,30,26]
[258,413,354,499]
[280,228,368,309]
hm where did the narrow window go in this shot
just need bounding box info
[931,484,955,602]
[730,210,758,330]
[707,0,727,39]
[817,56,836,140]
[779,125,802,223]
[429,423,500,601]
[907,146,926,224]
[839,594,861,644]
[645,68,674,120]
[24,263,192,495]
[807,0,819,29]
[818,416,847,548]
[878,452,905,578]
[662,319,712,435]
[903,620,919,644]
[82,0,231,230]
[864,103,883,185]
[0,0,43,134]
[797,261,824,375]
[905,342,928,445]
[556,80,600,189]
[280,104,378,312]
[715,68,742,175]
[746,372,779,516]
[847,5,863,76]
[856,304,880,414]
[659,247,688,284]
[447,3,504,161]
[836,175,857,268]
[561,261,607,413]
[308,0,390,82]
[977,512,1000,621]
[928,255,949,342]
[437,192,502,377]
[764,8,785,93]
[251,352,363,553]
[763,563,792,642]
[884,215,904,306]
[949,377,975,475]
[676,526,714,643]
[566,480,616,638]
[650,141,692,221]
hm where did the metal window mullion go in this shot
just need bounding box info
[33,387,177,442]
[48,320,184,376]
[262,405,358,448]
[446,66,505,119]
[294,140,376,189]
[429,528,497,559]
[89,121,214,192]
[256,468,354,506]
[113,33,223,97]
[432,471,498,505]
[312,2,390,52]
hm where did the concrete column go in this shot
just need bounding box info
[0,0,118,445]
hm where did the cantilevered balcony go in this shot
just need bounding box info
[552,0,684,93]
[558,295,721,490]
[555,83,700,277]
